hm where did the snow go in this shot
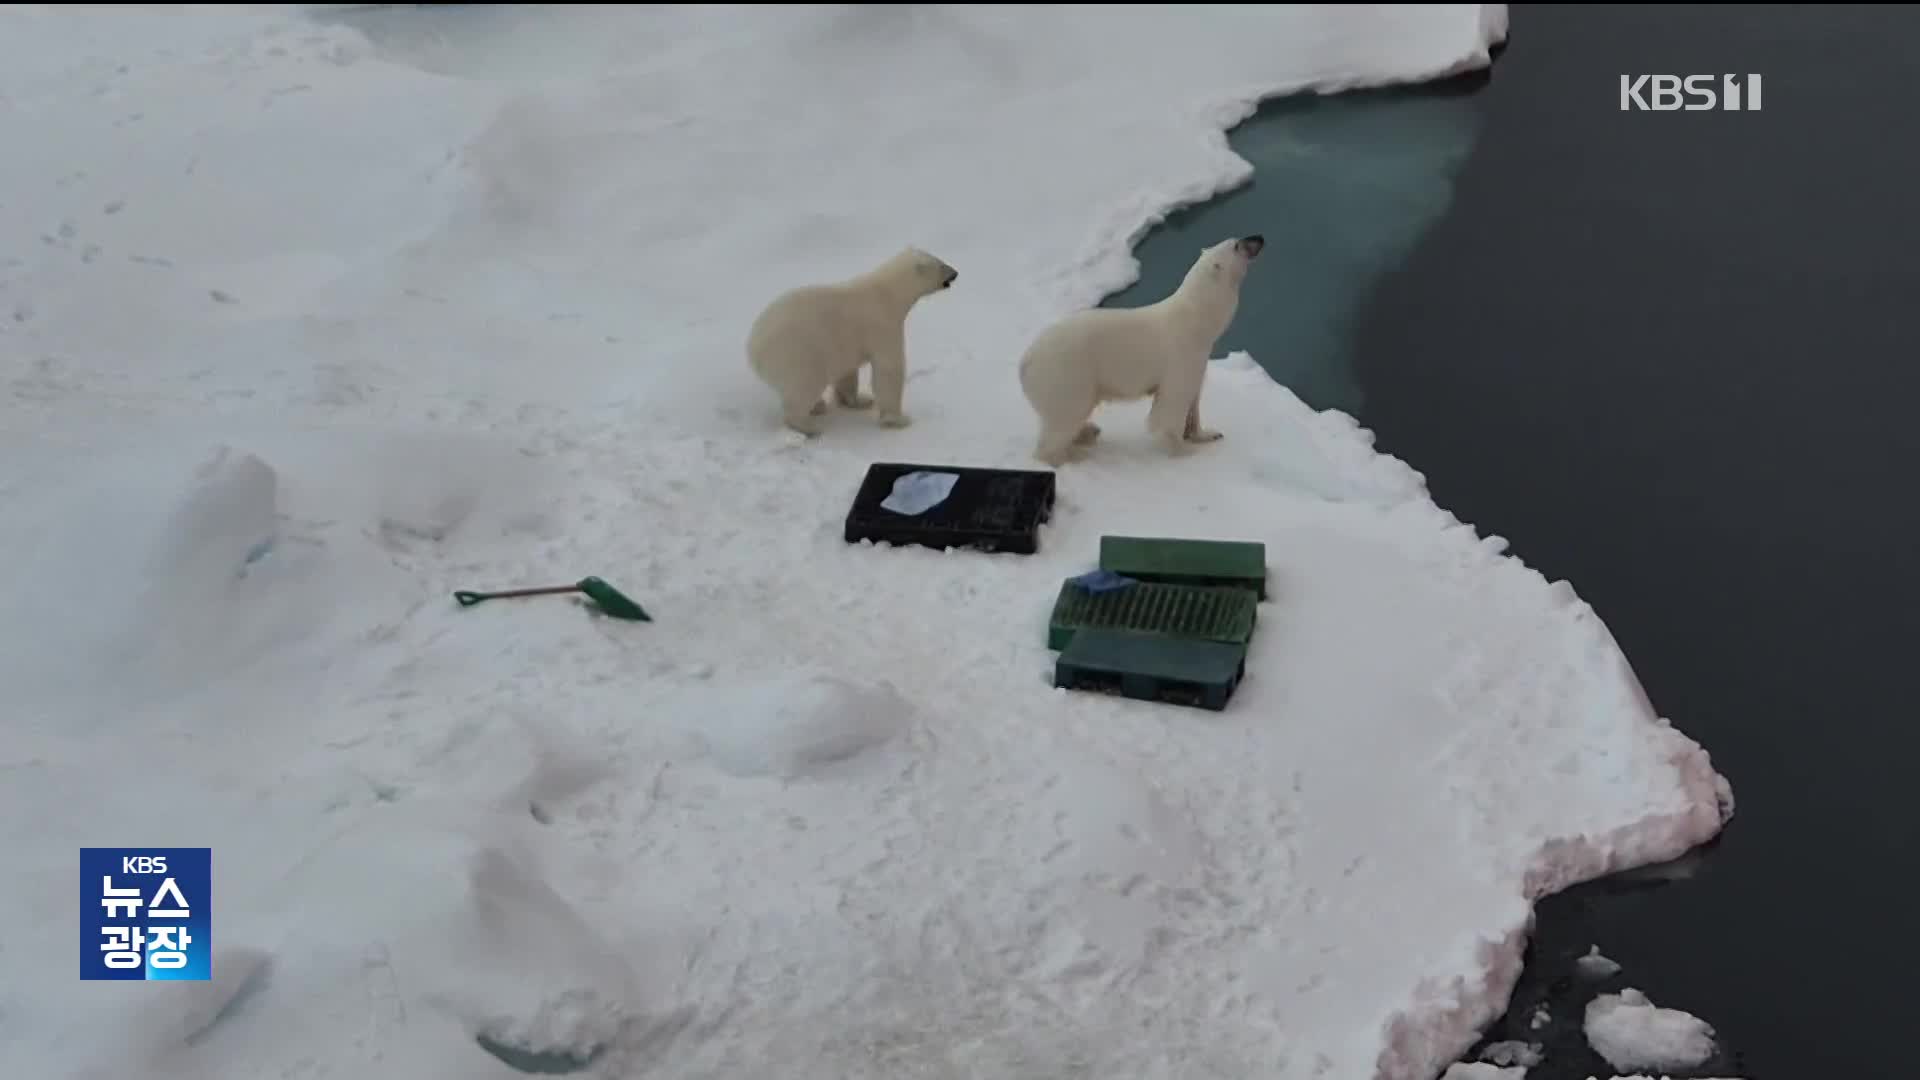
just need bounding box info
[0,4,1735,1079]
[681,670,913,781]
[1443,1065,1527,1080]
[1584,989,1721,1073]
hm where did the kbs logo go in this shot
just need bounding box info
[79,847,212,981]
[1620,74,1763,111]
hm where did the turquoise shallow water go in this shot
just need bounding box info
[1101,77,1487,418]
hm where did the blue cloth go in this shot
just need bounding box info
[1069,570,1138,593]
[879,470,960,516]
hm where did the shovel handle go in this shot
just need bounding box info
[453,584,581,607]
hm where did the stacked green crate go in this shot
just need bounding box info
[1047,537,1268,712]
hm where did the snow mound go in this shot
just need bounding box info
[46,800,679,1080]
[409,709,617,822]
[684,670,914,780]
[8,443,281,700]
[0,425,552,718]
[1584,988,1720,1073]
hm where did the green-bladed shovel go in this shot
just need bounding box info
[452,576,651,622]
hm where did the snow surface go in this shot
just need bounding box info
[1584,989,1720,1073]
[1,4,1735,1078]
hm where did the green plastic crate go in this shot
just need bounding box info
[1098,535,1268,599]
[1053,628,1248,712]
[1046,578,1257,651]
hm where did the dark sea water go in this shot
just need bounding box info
[1114,5,1920,1077]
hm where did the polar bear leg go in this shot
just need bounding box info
[1147,401,1191,457]
[833,371,873,410]
[1148,357,1208,457]
[1023,359,1097,465]
[872,333,911,428]
[781,386,828,436]
[1183,399,1222,443]
[1034,422,1085,467]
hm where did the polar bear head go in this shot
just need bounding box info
[882,246,959,298]
[1183,235,1265,294]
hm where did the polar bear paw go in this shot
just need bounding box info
[878,411,913,429]
[783,412,825,437]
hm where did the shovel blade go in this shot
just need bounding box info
[577,577,651,622]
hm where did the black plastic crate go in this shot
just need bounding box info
[844,462,1056,555]
[1054,628,1248,712]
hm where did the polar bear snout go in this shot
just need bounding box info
[1235,235,1265,259]
[940,267,957,289]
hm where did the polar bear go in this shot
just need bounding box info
[1017,234,1263,466]
[746,246,958,436]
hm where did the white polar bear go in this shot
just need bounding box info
[746,246,958,436]
[1017,234,1264,465]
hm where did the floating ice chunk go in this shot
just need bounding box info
[1479,1040,1543,1067]
[1584,988,1718,1072]
[1441,1064,1527,1080]
[1576,944,1623,979]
